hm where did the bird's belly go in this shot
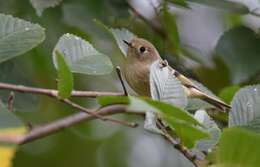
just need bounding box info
[124,64,150,97]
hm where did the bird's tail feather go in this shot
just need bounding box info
[189,87,231,111]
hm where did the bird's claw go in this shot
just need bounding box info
[159,59,168,69]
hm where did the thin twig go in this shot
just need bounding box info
[116,66,128,96]
[0,82,131,127]
[0,82,124,98]
[126,0,166,37]
[156,120,200,167]
[0,105,128,144]
[61,98,137,128]
[0,103,203,166]
[7,91,15,112]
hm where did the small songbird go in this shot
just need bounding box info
[123,37,230,110]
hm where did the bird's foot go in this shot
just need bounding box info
[159,59,168,69]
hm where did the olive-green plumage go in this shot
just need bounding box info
[123,37,230,110]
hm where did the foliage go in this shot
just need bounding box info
[0,0,260,167]
[55,50,73,99]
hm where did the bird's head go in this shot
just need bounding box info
[123,37,160,63]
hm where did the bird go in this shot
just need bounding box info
[122,37,230,111]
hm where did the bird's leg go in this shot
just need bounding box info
[144,111,164,134]
[159,59,168,68]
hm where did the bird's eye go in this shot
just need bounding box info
[139,46,146,53]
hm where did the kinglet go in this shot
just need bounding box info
[123,37,230,110]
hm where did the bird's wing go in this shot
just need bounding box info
[169,66,231,111]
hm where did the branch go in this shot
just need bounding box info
[126,0,166,37]
[7,91,15,112]
[0,81,204,165]
[157,120,200,167]
[0,82,132,126]
[0,82,124,98]
[0,105,128,144]
[116,66,128,96]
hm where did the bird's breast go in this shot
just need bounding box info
[124,62,151,97]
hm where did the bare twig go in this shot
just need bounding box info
[0,81,203,165]
[0,105,128,144]
[0,82,124,98]
[0,82,130,126]
[116,66,128,96]
[7,91,15,112]
[126,0,166,37]
[156,120,200,167]
[61,98,137,128]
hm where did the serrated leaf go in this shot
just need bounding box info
[229,85,260,131]
[194,110,221,152]
[219,85,240,104]
[217,127,260,167]
[187,0,249,14]
[145,98,202,127]
[53,33,113,75]
[150,60,187,108]
[55,50,73,99]
[165,116,209,148]
[110,28,136,57]
[216,26,260,83]
[93,20,136,57]
[30,0,63,16]
[97,95,208,148]
[0,14,45,63]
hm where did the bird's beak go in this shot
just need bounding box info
[123,40,132,48]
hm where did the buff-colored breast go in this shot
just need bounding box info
[124,61,151,97]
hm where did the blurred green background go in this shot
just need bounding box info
[0,0,260,166]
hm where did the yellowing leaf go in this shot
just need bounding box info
[0,145,16,167]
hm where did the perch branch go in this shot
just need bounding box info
[0,105,128,144]
[0,82,124,98]
[0,82,132,126]
[0,81,203,165]
[116,66,128,96]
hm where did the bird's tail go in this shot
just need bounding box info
[188,87,231,111]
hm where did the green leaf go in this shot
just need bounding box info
[217,127,260,167]
[30,0,63,16]
[161,6,180,53]
[0,14,45,63]
[165,116,209,148]
[150,60,187,108]
[145,98,201,127]
[229,85,260,130]
[167,0,190,8]
[187,0,249,14]
[216,26,260,83]
[98,96,129,107]
[109,28,136,57]
[55,50,73,99]
[219,85,240,104]
[53,33,113,75]
[93,20,136,57]
[144,98,209,148]
[194,110,221,152]
[97,96,208,148]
